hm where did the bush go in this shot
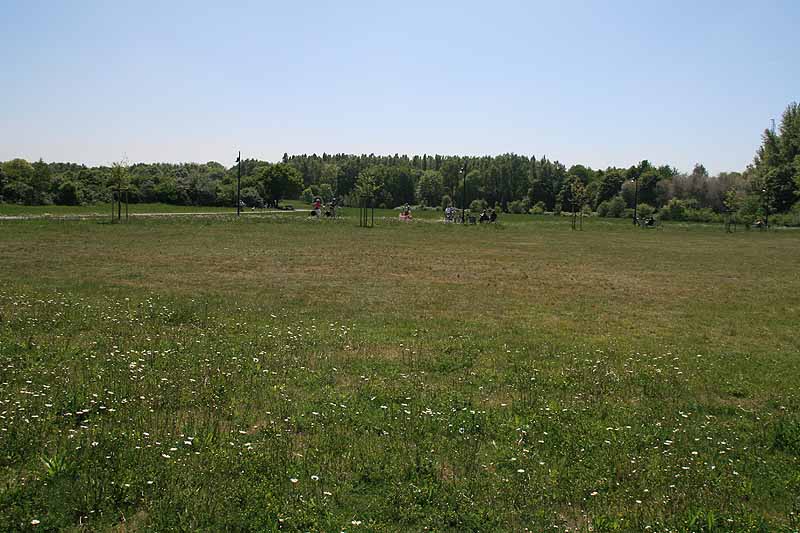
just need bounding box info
[636,203,655,218]
[56,181,82,205]
[770,202,800,227]
[470,199,488,213]
[659,198,688,221]
[685,208,720,223]
[530,201,546,214]
[772,212,800,227]
[508,200,527,214]
[318,183,334,203]
[606,195,626,217]
[301,188,314,204]
[240,187,264,208]
[596,201,609,217]
[441,195,452,209]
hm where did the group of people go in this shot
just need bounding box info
[444,206,498,224]
[479,209,498,223]
[399,204,413,221]
[310,200,500,224]
[310,196,337,218]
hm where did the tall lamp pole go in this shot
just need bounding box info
[236,151,241,216]
[461,161,467,224]
[632,175,639,226]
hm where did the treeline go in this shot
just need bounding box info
[2,103,798,223]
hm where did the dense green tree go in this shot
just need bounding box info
[31,159,53,204]
[528,157,567,210]
[2,159,36,203]
[455,169,484,209]
[594,169,625,206]
[320,163,342,194]
[56,181,82,205]
[6,113,800,216]
[415,170,444,207]
[240,186,264,207]
[256,164,303,206]
[752,102,800,211]
[439,158,463,200]
[354,166,381,202]
[382,166,417,206]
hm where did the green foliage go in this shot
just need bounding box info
[659,198,688,221]
[738,193,763,225]
[636,203,655,218]
[507,199,527,214]
[528,157,567,210]
[239,186,263,207]
[355,166,381,200]
[723,188,741,213]
[416,170,444,207]
[595,169,626,206]
[257,163,303,204]
[605,195,626,217]
[3,113,799,219]
[530,200,546,214]
[55,181,82,205]
[441,194,452,209]
[752,102,800,211]
[318,183,334,203]
[469,199,488,212]
[301,187,314,204]
[684,207,722,223]
[2,158,37,204]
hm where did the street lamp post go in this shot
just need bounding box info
[632,175,639,226]
[236,151,241,216]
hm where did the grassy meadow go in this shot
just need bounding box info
[1,210,799,531]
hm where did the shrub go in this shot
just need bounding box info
[596,201,610,217]
[531,201,546,215]
[318,183,334,203]
[772,212,800,227]
[239,187,264,208]
[470,199,488,213]
[56,181,82,205]
[685,208,720,223]
[636,203,655,218]
[659,198,688,221]
[301,188,314,204]
[606,195,626,217]
[508,200,527,214]
[441,195,452,209]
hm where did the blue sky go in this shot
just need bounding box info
[1,0,797,173]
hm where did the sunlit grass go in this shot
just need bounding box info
[1,215,799,531]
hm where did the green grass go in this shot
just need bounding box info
[1,214,799,531]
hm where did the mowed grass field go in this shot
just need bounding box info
[1,211,799,532]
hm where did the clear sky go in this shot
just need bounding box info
[1,0,797,173]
